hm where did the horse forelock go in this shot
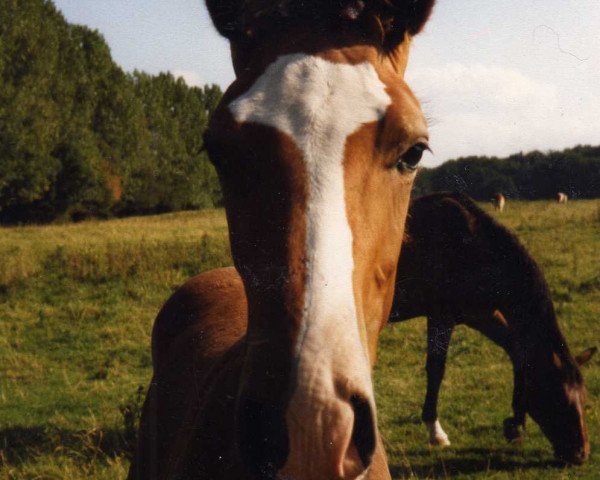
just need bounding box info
[224,0,434,47]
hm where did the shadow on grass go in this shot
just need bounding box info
[390,446,563,478]
[392,414,422,426]
[0,425,131,465]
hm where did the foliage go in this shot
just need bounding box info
[415,146,600,201]
[0,0,222,224]
[0,203,599,478]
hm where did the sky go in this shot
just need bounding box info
[54,0,600,167]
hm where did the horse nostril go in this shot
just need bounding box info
[350,395,376,469]
[237,396,289,477]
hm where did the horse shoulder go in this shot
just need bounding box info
[151,266,247,372]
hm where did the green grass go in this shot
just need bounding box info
[1,201,599,478]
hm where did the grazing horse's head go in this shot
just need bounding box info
[204,1,434,478]
[527,346,596,464]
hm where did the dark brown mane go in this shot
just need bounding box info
[407,192,583,385]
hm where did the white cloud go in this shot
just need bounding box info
[410,63,557,110]
[172,69,205,87]
[406,63,597,166]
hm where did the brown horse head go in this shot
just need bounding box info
[526,346,596,464]
[204,1,434,478]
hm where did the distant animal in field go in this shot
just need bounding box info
[492,192,505,212]
[391,192,595,465]
[558,192,569,203]
[129,0,437,478]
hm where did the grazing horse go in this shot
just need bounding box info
[492,192,505,212]
[558,192,569,204]
[391,192,595,464]
[129,1,436,479]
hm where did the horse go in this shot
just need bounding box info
[558,192,569,204]
[391,192,595,464]
[129,1,436,479]
[492,192,505,212]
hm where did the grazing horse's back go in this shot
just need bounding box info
[395,192,543,316]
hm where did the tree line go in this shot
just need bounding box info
[2,2,599,225]
[0,0,222,224]
[414,145,600,201]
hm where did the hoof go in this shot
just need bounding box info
[503,418,524,443]
[429,435,451,447]
[426,420,451,447]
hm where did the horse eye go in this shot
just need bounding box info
[396,143,428,172]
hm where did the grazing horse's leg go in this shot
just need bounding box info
[465,311,526,443]
[506,336,527,443]
[506,353,527,443]
[422,316,454,446]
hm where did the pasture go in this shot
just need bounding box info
[0,201,599,479]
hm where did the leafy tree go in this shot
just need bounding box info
[128,72,221,213]
[415,145,600,200]
[0,0,222,223]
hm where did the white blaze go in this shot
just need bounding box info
[229,54,390,457]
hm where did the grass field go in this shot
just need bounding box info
[1,201,599,479]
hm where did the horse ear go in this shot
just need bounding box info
[376,0,436,50]
[205,0,244,39]
[401,0,436,36]
[575,347,598,366]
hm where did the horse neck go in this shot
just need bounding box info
[507,289,579,376]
